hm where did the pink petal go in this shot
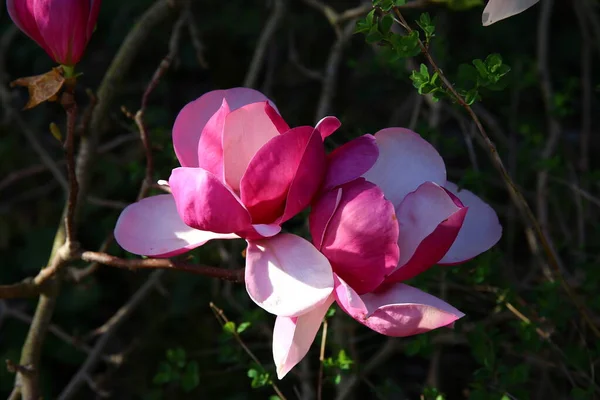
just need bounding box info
[168,167,252,234]
[438,182,502,264]
[315,116,341,139]
[386,182,467,283]
[245,234,334,317]
[362,128,446,207]
[482,0,539,26]
[173,88,276,167]
[114,194,238,257]
[223,102,283,191]
[195,99,229,181]
[273,295,334,379]
[7,0,49,54]
[240,126,325,224]
[323,134,379,192]
[334,276,464,337]
[33,0,91,65]
[310,179,399,294]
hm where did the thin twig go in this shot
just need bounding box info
[315,21,355,121]
[209,303,288,400]
[535,0,562,281]
[61,84,80,247]
[390,6,600,339]
[244,0,286,88]
[57,271,164,400]
[79,251,245,282]
[317,318,328,400]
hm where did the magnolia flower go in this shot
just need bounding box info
[115,87,352,319]
[7,0,102,66]
[482,0,539,26]
[273,128,502,378]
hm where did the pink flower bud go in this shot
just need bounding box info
[7,0,102,66]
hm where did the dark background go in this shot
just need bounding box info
[0,0,599,399]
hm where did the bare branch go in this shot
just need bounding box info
[390,6,600,338]
[79,251,245,283]
[58,271,163,400]
[244,0,286,88]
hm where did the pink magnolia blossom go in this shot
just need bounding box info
[482,0,539,26]
[7,0,101,65]
[273,128,502,378]
[115,87,352,318]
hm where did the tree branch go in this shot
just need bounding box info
[391,6,600,339]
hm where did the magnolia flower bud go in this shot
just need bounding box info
[7,0,101,66]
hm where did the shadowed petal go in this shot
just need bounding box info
[311,179,399,294]
[362,128,446,207]
[323,135,379,192]
[273,295,334,379]
[315,116,341,139]
[114,194,238,257]
[334,276,464,337]
[169,167,252,233]
[245,234,334,317]
[438,182,502,264]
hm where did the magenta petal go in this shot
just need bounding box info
[114,194,238,257]
[386,182,467,283]
[311,179,399,294]
[334,276,464,337]
[173,88,275,167]
[280,128,328,223]
[240,126,325,224]
[168,167,252,234]
[33,0,90,65]
[7,0,49,53]
[273,295,334,379]
[309,188,343,250]
[223,102,282,191]
[315,116,341,139]
[86,0,102,39]
[323,134,379,192]
[363,128,446,207]
[265,101,290,134]
[245,234,334,317]
[438,182,502,265]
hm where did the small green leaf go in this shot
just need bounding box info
[237,321,251,334]
[166,347,186,368]
[223,321,236,334]
[181,361,200,392]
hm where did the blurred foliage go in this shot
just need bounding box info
[1,0,599,399]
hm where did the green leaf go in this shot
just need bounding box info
[223,321,236,334]
[326,306,336,318]
[153,362,173,385]
[416,13,435,40]
[247,367,271,388]
[166,347,186,368]
[237,321,252,334]
[389,30,421,57]
[380,14,394,35]
[181,361,200,392]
